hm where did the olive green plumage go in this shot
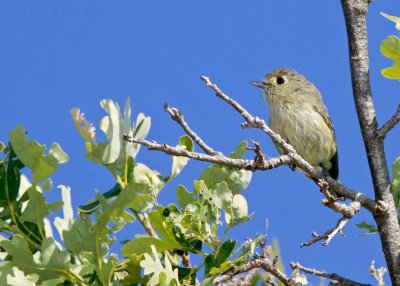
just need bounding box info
[252,68,338,180]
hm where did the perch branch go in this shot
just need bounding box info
[164,102,219,156]
[377,104,400,140]
[213,257,291,286]
[290,262,372,286]
[123,135,292,171]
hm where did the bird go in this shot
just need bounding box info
[251,68,339,181]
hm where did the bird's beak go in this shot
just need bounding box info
[250,81,266,88]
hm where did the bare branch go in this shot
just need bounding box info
[301,217,350,247]
[213,257,291,286]
[164,103,219,156]
[301,181,361,247]
[341,0,400,282]
[123,135,292,171]
[290,262,372,286]
[369,260,387,286]
[378,104,400,140]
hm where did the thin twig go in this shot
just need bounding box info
[290,262,372,286]
[164,102,219,156]
[301,217,350,247]
[301,181,361,247]
[377,104,400,140]
[213,258,291,286]
[123,135,292,171]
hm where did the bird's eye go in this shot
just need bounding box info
[276,77,285,85]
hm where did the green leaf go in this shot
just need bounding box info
[94,183,152,233]
[120,254,148,285]
[380,35,400,79]
[121,236,176,257]
[2,235,73,283]
[20,187,63,230]
[70,108,96,144]
[0,262,13,285]
[54,185,74,237]
[381,12,400,31]
[200,141,252,194]
[356,221,378,235]
[9,125,69,184]
[0,144,22,209]
[41,178,53,192]
[1,234,36,269]
[176,184,196,209]
[133,163,164,196]
[148,207,183,250]
[63,215,110,260]
[165,135,194,182]
[140,245,179,286]
[127,112,152,159]
[391,157,400,209]
[212,182,233,213]
[271,238,285,285]
[40,237,70,270]
[98,98,122,164]
[229,141,248,159]
[206,240,236,275]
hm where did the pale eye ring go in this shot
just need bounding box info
[276,77,285,85]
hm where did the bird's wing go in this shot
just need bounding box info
[312,103,339,180]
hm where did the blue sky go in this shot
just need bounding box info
[1,1,399,284]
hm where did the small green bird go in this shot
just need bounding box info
[251,68,338,180]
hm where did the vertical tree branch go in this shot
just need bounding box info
[340,0,400,284]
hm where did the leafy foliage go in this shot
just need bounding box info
[0,98,278,285]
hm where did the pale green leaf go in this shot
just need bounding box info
[380,35,400,79]
[200,141,252,194]
[122,97,132,135]
[121,236,176,257]
[231,194,248,218]
[70,108,96,143]
[148,207,183,250]
[127,112,151,159]
[0,262,13,285]
[9,125,68,184]
[41,238,70,269]
[41,178,53,192]
[176,184,196,209]
[20,187,63,229]
[391,157,400,209]
[49,143,69,164]
[7,268,39,286]
[271,238,285,284]
[212,182,233,213]
[54,185,74,237]
[229,141,248,159]
[381,12,400,31]
[63,215,110,260]
[140,245,179,286]
[165,135,194,182]
[134,163,163,194]
[99,98,122,164]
